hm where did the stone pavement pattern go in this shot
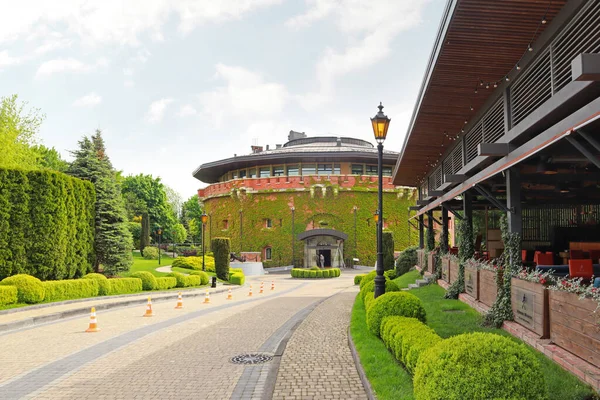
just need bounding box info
[272,289,368,400]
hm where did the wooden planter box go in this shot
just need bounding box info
[511,278,549,338]
[417,249,425,270]
[479,269,499,308]
[441,256,450,283]
[464,266,479,299]
[550,290,600,368]
[427,252,435,274]
[449,259,459,285]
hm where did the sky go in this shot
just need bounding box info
[0,0,445,199]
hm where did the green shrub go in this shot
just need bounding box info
[172,256,215,272]
[108,277,143,295]
[82,273,110,295]
[354,274,365,285]
[322,269,329,278]
[364,293,376,310]
[380,316,442,374]
[230,272,245,285]
[366,291,426,337]
[383,231,394,271]
[359,270,377,289]
[395,246,418,276]
[142,246,159,260]
[333,268,341,277]
[155,276,177,290]
[360,279,400,302]
[0,274,45,303]
[42,279,99,302]
[384,269,397,280]
[309,270,317,278]
[315,270,323,278]
[189,271,210,285]
[212,237,230,280]
[166,272,187,288]
[185,275,201,287]
[230,268,243,274]
[310,266,321,271]
[414,332,547,400]
[0,285,18,305]
[130,271,157,290]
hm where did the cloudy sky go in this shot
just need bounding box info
[0,0,444,198]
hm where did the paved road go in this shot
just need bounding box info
[0,270,367,399]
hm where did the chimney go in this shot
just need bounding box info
[266,144,270,151]
[288,130,308,141]
[336,137,342,147]
[276,144,282,149]
[251,145,263,153]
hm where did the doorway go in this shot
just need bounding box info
[318,249,331,267]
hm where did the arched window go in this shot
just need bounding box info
[264,247,272,260]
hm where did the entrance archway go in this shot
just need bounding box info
[297,229,348,268]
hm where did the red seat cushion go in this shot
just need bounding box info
[536,253,554,265]
[521,250,527,262]
[569,259,593,279]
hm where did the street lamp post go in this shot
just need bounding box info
[291,206,295,267]
[371,102,391,298]
[157,228,162,265]
[201,212,208,272]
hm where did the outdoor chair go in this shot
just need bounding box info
[569,259,593,280]
[535,253,554,266]
[570,249,585,260]
[589,250,600,263]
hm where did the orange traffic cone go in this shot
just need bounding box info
[143,297,154,317]
[260,282,264,294]
[227,288,233,300]
[85,307,100,332]
[203,289,211,304]
[175,292,183,309]
[271,280,275,291]
[248,285,253,297]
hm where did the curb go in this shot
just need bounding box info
[0,285,243,334]
[348,326,377,400]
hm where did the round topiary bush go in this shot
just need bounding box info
[359,270,377,289]
[166,272,187,288]
[414,332,548,400]
[189,271,210,285]
[354,274,365,285]
[309,270,317,278]
[0,274,45,304]
[315,270,323,278]
[310,266,321,271]
[83,273,110,295]
[360,279,400,302]
[142,246,159,260]
[130,271,157,290]
[366,291,426,337]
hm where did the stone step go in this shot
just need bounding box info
[408,283,419,289]
[415,279,429,287]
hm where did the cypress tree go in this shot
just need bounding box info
[69,130,132,275]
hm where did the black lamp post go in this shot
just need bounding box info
[157,228,162,265]
[201,212,208,272]
[291,206,295,267]
[371,102,391,298]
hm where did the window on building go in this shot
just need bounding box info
[259,167,271,177]
[232,171,239,179]
[302,164,316,175]
[382,166,392,176]
[351,164,364,175]
[273,166,285,176]
[239,169,247,178]
[248,168,257,178]
[365,165,378,175]
[222,220,229,229]
[265,218,272,228]
[318,164,333,175]
[287,165,299,176]
[229,172,235,180]
[264,247,272,260]
[334,164,341,174]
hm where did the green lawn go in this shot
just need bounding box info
[392,269,421,289]
[351,279,598,400]
[120,253,175,277]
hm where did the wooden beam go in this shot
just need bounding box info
[429,190,445,197]
[566,136,600,169]
[444,174,467,183]
[478,143,514,157]
[572,53,600,81]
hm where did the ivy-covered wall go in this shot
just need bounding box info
[203,186,417,267]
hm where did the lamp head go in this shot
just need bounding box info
[371,102,390,144]
[201,212,208,224]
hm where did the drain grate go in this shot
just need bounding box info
[230,353,273,365]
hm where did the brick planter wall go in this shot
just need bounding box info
[417,249,425,270]
[464,266,478,300]
[479,269,499,308]
[550,290,600,368]
[449,259,459,285]
[511,278,549,338]
[440,256,450,283]
[427,252,435,274]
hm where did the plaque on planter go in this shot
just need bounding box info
[465,268,478,298]
[514,288,536,330]
[442,260,449,281]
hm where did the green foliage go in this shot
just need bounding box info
[82,273,110,295]
[382,231,394,271]
[395,246,418,277]
[172,256,216,272]
[204,188,417,267]
[366,291,426,337]
[355,274,365,285]
[0,285,18,305]
[166,272,187,288]
[384,269,397,280]
[130,271,157,290]
[446,217,475,299]
[0,168,95,280]
[42,279,99,302]
[189,270,210,285]
[0,274,45,303]
[127,222,142,249]
[425,214,435,252]
[310,266,321,271]
[155,276,177,290]
[142,246,159,260]
[68,131,132,275]
[290,268,340,278]
[414,332,547,400]
[212,237,230,280]
[33,145,69,172]
[359,270,377,289]
[185,275,201,287]
[308,270,316,278]
[360,279,400,302]
[229,272,245,285]
[140,213,150,254]
[171,223,187,244]
[107,277,142,295]
[121,174,176,231]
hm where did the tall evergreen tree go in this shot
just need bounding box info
[68,130,132,275]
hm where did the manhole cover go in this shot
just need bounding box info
[230,353,273,365]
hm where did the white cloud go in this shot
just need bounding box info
[124,80,135,88]
[199,64,288,128]
[145,98,174,124]
[177,104,197,117]
[35,57,108,79]
[73,92,102,108]
[0,51,22,70]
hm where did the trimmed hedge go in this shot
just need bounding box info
[395,246,418,277]
[166,272,187,288]
[155,277,177,290]
[0,285,18,305]
[414,332,547,400]
[354,274,365,285]
[108,277,143,295]
[381,316,442,374]
[290,268,341,279]
[230,272,245,285]
[212,237,230,280]
[130,271,157,290]
[382,230,394,271]
[172,255,215,272]
[142,246,159,260]
[366,291,426,337]
[42,279,99,302]
[360,279,400,302]
[359,270,377,289]
[185,275,201,287]
[83,273,110,295]
[0,274,45,303]
[384,269,397,280]
[189,271,210,285]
